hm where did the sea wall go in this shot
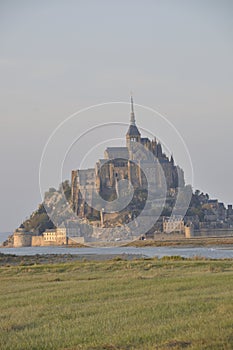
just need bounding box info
[31,236,43,246]
[194,228,233,237]
[153,233,185,240]
[67,237,85,245]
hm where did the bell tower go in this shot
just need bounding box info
[126,96,141,147]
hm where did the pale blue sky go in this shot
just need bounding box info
[0,0,233,231]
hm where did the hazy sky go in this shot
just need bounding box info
[0,0,233,232]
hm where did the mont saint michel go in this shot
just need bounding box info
[3,97,233,248]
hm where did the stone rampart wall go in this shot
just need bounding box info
[194,228,233,237]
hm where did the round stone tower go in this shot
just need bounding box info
[13,228,32,247]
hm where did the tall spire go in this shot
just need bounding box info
[130,94,136,126]
[126,93,141,142]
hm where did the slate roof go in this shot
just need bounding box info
[105,147,129,160]
[126,124,141,136]
[141,137,150,144]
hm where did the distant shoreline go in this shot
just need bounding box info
[125,236,233,247]
[0,233,233,250]
[2,235,233,249]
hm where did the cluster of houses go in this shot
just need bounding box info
[200,201,233,229]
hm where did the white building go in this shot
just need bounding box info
[43,227,67,244]
[163,216,185,234]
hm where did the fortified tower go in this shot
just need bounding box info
[13,228,33,247]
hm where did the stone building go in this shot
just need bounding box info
[163,216,185,234]
[43,227,67,245]
[227,205,233,222]
[71,97,185,222]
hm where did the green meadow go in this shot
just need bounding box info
[0,257,233,350]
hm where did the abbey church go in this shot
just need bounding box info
[71,98,185,221]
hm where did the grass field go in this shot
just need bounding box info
[0,257,233,350]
